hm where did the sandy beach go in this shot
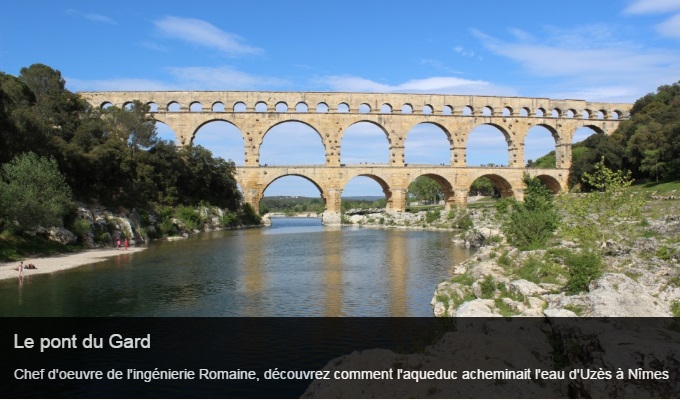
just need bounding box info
[0,247,147,281]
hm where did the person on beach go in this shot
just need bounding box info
[124,238,128,250]
[116,238,121,249]
[17,261,23,279]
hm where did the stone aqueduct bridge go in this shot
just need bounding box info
[80,91,631,220]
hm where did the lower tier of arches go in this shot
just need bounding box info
[236,166,567,215]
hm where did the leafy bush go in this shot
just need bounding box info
[425,209,441,224]
[69,218,92,241]
[497,175,559,249]
[175,205,203,231]
[565,250,603,294]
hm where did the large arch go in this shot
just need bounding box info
[340,121,390,165]
[191,119,245,165]
[524,125,559,167]
[342,174,391,210]
[404,122,452,165]
[259,121,326,165]
[465,124,512,167]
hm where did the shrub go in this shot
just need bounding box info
[565,250,603,294]
[497,175,559,249]
[425,209,441,224]
[69,218,91,241]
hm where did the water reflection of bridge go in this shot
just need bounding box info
[79,91,631,220]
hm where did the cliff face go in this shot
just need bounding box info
[46,204,261,248]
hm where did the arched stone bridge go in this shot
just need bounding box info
[79,91,631,221]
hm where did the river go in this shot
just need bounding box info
[0,218,473,317]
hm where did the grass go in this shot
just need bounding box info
[632,180,680,194]
[672,301,680,317]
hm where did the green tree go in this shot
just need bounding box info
[496,174,559,249]
[0,152,73,232]
[557,157,644,248]
[408,176,442,204]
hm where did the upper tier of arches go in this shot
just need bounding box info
[82,91,632,121]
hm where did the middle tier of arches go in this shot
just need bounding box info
[157,112,617,170]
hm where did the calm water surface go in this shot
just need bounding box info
[0,218,473,317]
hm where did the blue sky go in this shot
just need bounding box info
[2,0,679,196]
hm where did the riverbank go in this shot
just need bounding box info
[431,197,680,317]
[0,247,147,282]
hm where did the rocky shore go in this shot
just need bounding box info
[431,201,680,317]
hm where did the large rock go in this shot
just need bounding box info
[453,299,501,317]
[48,227,77,245]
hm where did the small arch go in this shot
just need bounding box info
[535,108,545,117]
[462,106,473,116]
[167,101,181,112]
[442,105,453,115]
[611,110,620,120]
[467,174,514,201]
[255,101,268,112]
[100,101,114,110]
[359,103,371,113]
[380,103,392,113]
[520,107,530,117]
[123,102,134,111]
[407,174,454,207]
[262,174,325,199]
[470,174,514,198]
[296,102,308,112]
[147,102,158,112]
[582,109,592,119]
[482,106,493,116]
[535,175,561,194]
[212,102,225,112]
[566,109,576,118]
[316,102,329,113]
[275,102,288,112]
[551,108,561,118]
[597,110,606,119]
[233,102,246,112]
[190,102,203,112]
[423,104,433,115]
[337,102,350,113]
[502,106,513,117]
[343,174,391,200]
[401,104,413,114]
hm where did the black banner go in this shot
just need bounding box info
[2,318,679,398]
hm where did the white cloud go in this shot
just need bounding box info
[623,0,680,14]
[166,66,288,90]
[471,26,680,102]
[656,13,680,38]
[153,16,263,57]
[315,75,517,96]
[66,77,171,91]
[65,9,116,25]
[67,66,289,92]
